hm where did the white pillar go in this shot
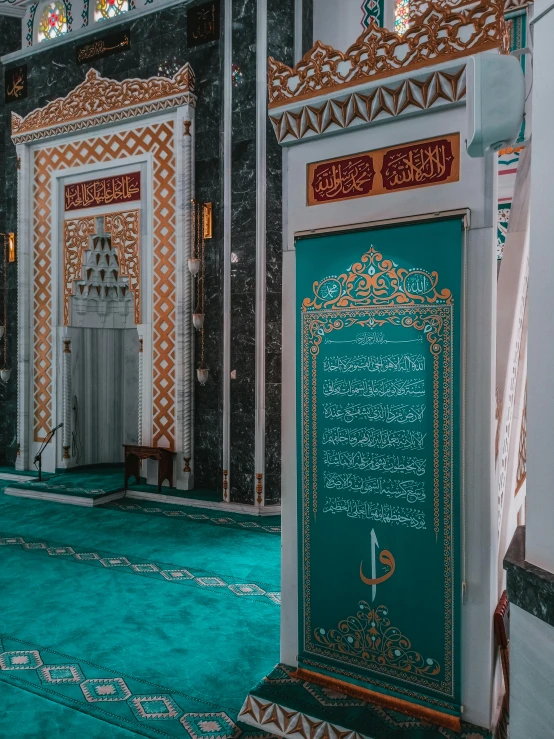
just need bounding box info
[138,336,143,446]
[62,338,72,461]
[183,119,193,483]
[526,0,554,572]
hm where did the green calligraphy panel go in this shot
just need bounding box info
[296,218,463,718]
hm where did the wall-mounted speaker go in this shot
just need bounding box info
[466,52,526,158]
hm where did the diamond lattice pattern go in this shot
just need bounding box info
[33,121,176,447]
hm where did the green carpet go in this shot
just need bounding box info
[0,490,281,737]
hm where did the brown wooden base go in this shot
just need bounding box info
[292,667,461,733]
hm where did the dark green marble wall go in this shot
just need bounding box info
[0,1,299,504]
[0,16,23,466]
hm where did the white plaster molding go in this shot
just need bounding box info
[174,106,195,490]
[15,143,31,471]
[61,336,71,457]
[0,5,25,17]
[269,60,467,144]
[496,147,530,540]
[138,335,143,446]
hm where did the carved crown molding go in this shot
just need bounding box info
[11,64,196,143]
[268,0,508,109]
[270,66,466,144]
[504,0,533,9]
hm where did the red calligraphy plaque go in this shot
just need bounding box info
[65,172,141,212]
[381,138,456,191]
[307,134,460,206]
[309,155,376,205]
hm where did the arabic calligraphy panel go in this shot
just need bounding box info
[187,0,220,47]
[296,218,463,720]
[64,172,141,212]
[307,134,460,206]
[5,65,27,105]
[76,29,131,65]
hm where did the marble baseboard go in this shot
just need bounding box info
[3,487,124,507]
[504,525,554,628]
[125,489,280,516]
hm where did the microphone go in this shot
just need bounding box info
[54,422,64,430]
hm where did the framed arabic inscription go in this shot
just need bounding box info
[5,65,27,104]
[64,172,141,212]
[307,134,460,206]
[187,0,220,47]
[76,29,131,65]
[296,218,463,726]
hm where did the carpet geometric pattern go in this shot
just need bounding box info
[109,501,281,535]
[0,488,281,737]
[0,635,273,738]
[0,533,280,605]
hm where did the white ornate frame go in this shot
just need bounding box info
[14,67,197,489]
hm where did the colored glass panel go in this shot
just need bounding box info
[395,0,411,34]
[37,1,68,42]
[95,0,129,21]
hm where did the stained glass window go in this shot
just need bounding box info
[95,0,129,22]
[395,0,411,35]
[37,0,68,42]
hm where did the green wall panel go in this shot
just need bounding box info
[296,218,464,717]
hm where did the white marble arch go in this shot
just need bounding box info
[14,79,196,490]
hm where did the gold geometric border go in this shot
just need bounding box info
[300,303,455,699]
[105,210,141,325]
[270,67,467,143]
[33,122,176,448]
[63,216,96,327]
[268,0,508,108]
[12,65,195,142]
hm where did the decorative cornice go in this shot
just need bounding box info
[270,66,466,144]
[268,0,508,110]
[11,64,196,144]
[504,0,533,10]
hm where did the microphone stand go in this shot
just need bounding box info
[34,423,63,482]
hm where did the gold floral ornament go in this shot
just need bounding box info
[268,0,508,107]
[11,65,195,141]
[314,601,441,676]
[303,247,452,311]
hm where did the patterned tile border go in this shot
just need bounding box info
[0,534,280,608]
[239,664,492,739]
[0,634,276,739]
[106,501,281,535]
